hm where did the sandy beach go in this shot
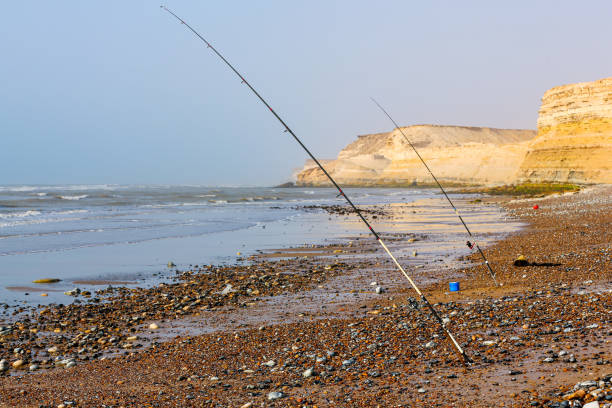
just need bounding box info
[0,186,610,407]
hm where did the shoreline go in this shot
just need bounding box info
[0,187,609,406]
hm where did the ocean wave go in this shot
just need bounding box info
[0,210,41,219]
[58,195,88,200]
[0,184,119,193]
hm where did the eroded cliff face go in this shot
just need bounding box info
[296,125,537,186]
[519,77,612,183]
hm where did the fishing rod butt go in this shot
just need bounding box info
[461,352,474,367]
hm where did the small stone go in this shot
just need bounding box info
[302,368,315,378]
[375,286,384,294]
[342,357,356,366]
[65,361,76,368]
[267,391,284,400]
[240,403,253,408]
[582,402,600,408]
[12,360,24,368]
[149,323,159,330]
[29,364,38,371]
[263,360,275,367]
[543,357,554,363]
[417,387,426,393]
[221,284,234,295]
[425,341,436,348]
[482,340,496,346]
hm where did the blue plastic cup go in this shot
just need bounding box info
[449,281,460,292]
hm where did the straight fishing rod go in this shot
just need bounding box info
[370,98,500,287]
[160,5,472,366]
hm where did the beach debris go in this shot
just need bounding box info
[32,278,61,284]
[40,293,48,297]
[236,252,241,256]
[533,204,539,210]
[513,255,530,267]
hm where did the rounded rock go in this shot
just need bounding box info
[267,392,284,401]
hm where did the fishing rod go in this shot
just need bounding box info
[160,5,472,366]
[370,98,500,287]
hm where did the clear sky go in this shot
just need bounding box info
[1,1,611,186]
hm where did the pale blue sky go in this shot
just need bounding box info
[1,1,611,185]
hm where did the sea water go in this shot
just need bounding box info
[0,185,520,305]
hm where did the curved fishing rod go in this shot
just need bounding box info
[160,5,472,366]
[370,98,499,287]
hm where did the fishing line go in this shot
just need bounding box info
[370,98,500,286]
[160,6,472,365]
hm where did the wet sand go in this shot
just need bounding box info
[0,186,609,407]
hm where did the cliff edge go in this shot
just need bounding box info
[518,77,612,184]
[296,125,536,186]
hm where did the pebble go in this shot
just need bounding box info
[263,360,275,367]
[65,361,76,368]
[425,341,436,348]
[302,368,314,378]
[342,357,356,366]
[267,391,284,400]
[482,340,496,346]
[417,388,426,393]
[47,346,58,353]
[375,286,384,294]
[149,323,159,330]
[29,364,38,371]
[12,360,24,368]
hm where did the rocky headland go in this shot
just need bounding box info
[296,125,537,187]
[519,77,612,184]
